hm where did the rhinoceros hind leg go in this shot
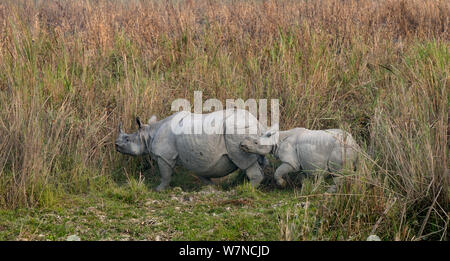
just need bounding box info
[245,162,264,188]
[198,176,214,185]
[156,157,173,192]
[325,176,341,194]
[274,163,296,188]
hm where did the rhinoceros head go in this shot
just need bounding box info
[115,116,157,156]
[239,127,278,155]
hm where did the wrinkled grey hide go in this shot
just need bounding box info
[115,109,266,191]
[240,127,359,192]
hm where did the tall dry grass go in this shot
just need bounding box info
[0,0,448,239]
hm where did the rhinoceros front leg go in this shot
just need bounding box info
[245,162,264,188]
[156,157,173,192]
[274,163,296,188]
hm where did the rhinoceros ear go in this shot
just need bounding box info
[148,115,157,124]
[136,117,142,129]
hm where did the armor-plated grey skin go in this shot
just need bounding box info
[115,109,266,191]
[240,127,359,192]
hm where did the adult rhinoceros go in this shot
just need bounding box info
[115,109,266,191]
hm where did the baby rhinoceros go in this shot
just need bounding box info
[115,109,266,191]
[240,127,359,192]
